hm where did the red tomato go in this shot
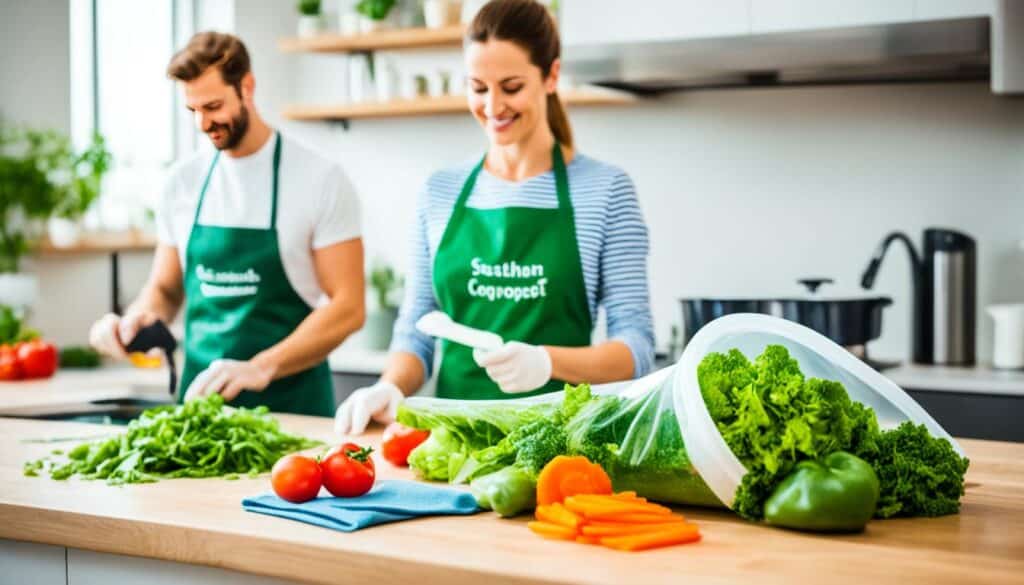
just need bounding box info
[320,443,376,498]
[271,454,323,503]
[381,423,430,467]
[16,340,58,379]
[0,345,21,381]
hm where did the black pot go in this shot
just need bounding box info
[680,295,892,349]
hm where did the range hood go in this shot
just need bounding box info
[564,17,993,95]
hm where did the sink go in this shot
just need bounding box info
[12,396,174,426]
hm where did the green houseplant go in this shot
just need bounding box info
[296,0,324,37]
[0,123,111,308]
[364,261,404,350]
[357,0,397,32]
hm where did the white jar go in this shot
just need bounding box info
[988,304,1024,369]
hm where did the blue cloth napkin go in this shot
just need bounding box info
[242,480,480,532]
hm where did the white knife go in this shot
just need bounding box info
[415,311,504,352]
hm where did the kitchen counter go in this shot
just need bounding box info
[0,365,170,417]
[1,416,1022,585]
[883,363,1024,396]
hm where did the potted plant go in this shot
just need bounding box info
[48,132,111,247]
[424,0,461,29]
[356,0,398,33]
[364,261,404,351]
[0,125,111,308]
[297,0,324,38]
[0,126,60,309]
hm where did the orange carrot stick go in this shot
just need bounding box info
[535,503,583,530]
[582,521,692,537]
[528,521,578,541]
[589,512,682,524]
[600,525,702,552]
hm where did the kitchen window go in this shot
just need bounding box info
[70,0,231,231]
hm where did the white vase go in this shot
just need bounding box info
[359,15,390,33]
[47,217,82,248]
[297,15,324,38]
[424,0,460,29]
[988,303,1024,370]
[339,11,361,35]
[0,273,39,310]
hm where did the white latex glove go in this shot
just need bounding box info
[472,341,552,393]
[88,311,159,359]
[333,380,404,436]
[184,358,274,402]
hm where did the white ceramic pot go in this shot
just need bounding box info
[988,303,1024,369]
[359,15,390,33]
[0,272,39,310]
[424,0,460,29]
[47,217,82,248]
[339,11,361,35]
[297,15,325,38]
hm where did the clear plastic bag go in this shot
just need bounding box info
[563,378,723,507]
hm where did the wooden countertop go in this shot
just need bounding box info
[1,416,1022,585]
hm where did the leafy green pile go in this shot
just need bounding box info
[698,345,969,520]
[23,395,321,485]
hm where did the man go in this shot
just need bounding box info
[89,32,365,416]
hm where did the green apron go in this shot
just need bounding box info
[432,143,593,400]
[179,133,335,416]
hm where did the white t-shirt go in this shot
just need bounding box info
[156,131,361,307]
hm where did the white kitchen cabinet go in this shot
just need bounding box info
[0,540,65,585]
[560,0,749,46]
[915,0,994,20]
[750,0,915,33]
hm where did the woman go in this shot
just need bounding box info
[335,0,654,434]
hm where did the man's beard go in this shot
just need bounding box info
[206,104,250,151]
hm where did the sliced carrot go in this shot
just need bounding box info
[581,521,690,537]
[576,535,602,545]
[562,497,673,519]
[600,524,702,552]
[527,521,578,541]
[536,456,613,506]
[589,512,681,524]
[535,503,583,530]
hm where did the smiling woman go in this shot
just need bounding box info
[334,0,656,436]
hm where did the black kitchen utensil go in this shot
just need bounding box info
[125,320,178,395]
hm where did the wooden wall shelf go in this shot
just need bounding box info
[278,25,464,53]
[283,91,637,122]
[37,230,158,256]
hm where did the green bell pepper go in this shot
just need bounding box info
[470,465,536,518]
[764,451,879,533]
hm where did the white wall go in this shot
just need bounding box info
[0,0,71,131]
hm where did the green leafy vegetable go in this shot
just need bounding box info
[698,345,967,521]
[853,422,969,518]
[23,395,321,485]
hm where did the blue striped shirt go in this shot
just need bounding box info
[390,153,655,382]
